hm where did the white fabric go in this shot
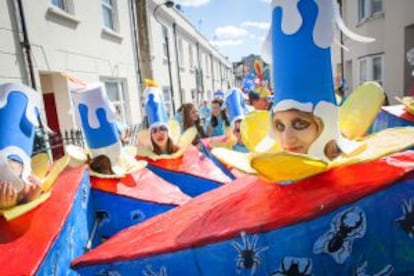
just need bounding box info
[308,101,338,160]
[272,100,314,113]
[72,83,117,129]
[0,83,42,128]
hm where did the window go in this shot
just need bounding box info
[102,0,119,31]
[50,0,75,16]
[199,53,204,71]
[358,0,383,22]
[205,55,210,75]
[52,0,65,10]
[358,54,384,85]
[191,89,197,103]
[104,80,128,123]
[189,45,194,68]
[371,0,383,14]
[162,25,168,58]
[178,38,184,66]
[162,87,173,117]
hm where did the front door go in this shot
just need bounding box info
[43,93,64,159]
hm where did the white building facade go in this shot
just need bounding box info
[333,0,414,102]
[1,0,142,132]
[137,0,234,116]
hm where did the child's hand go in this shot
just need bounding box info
[23,176,42,202]
[0,181,18,209]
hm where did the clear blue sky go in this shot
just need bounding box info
[177,0,272,62]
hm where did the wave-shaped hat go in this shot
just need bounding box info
[224,88,248,125]
[144,79,169,129]
[0,83,43,182]
[263,0,375,159]
[72,83,123,175]
[267,0,340,159]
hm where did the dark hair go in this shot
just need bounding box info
[151,136,179,155]
[182,103,206,139]
[210,98,230,128]
[248,91,260,105]
[89,155,114,175]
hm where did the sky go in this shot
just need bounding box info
[177,0,272,62]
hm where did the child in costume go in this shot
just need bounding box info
[199,99,211,126]
[267,0,346,160]
[225,88,249,153]
[0,83,44,209]
[206,98,230,137]
[70,83,144,177]
[180,103,206,147]
[144,80,180,155]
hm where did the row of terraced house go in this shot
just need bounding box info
[0,0,234,135]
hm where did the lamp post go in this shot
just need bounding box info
[153,1,176,113]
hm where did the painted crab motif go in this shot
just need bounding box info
[142,265,167,276]
[271,257,312,276]
[313,207,367,264]
[353,261,393,276]
[231,231,269,275]
[395,197,414,239]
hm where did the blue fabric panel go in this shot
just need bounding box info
[75,176,414,275]
[0,92,36,156]
[78,104,118,149]
[91,189,176,239]
[37,171,93,275]
[147,164,221,197]
[272,0,335,108]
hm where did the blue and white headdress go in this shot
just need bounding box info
[0,83,43,183]
[224,88,248,125]
[263,0,374,159]
[144,80,169,130]
[72,83,122,173]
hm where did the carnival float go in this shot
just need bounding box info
[2,0,414,275]
[71,0,414,275]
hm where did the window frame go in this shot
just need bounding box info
[189,44,194,69]
[162,86,173,117]
[358,0,383,22]
[102,0,120,32]
[51,0,66,10]
[161,25,168,59]
[358,54,384,85]
[103,79,129,124]
[178,37,184,66]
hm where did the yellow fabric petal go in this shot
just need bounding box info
[177,127,197,148]
[251,152,328,183]
[395,96,414,115]
[168,119,181,144]
[332,127,414,167]
[211,148,256,174]
[240,110,280,153]
[0,192,51,221]
[42,155,70,192]
[31,153,50,179]
[339,81,385,139]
